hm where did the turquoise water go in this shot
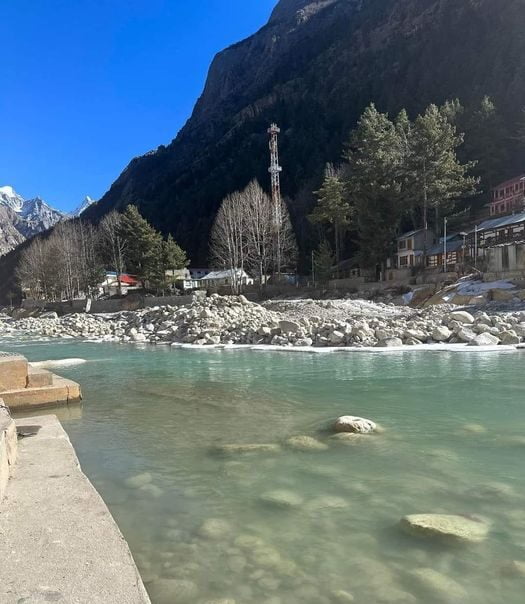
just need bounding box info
[3,338,525,603]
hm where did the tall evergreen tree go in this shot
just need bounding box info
[312,240,335,285]
[344,104,405,270]
[405,104,478,234]
[464,96,507,192]
[120,205,164,287]
[309,163,352,267]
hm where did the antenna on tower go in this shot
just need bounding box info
[268,123,283,278]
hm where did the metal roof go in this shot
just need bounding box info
[397,229,426,239]
[426,239,464,256]
[473,211,525,234]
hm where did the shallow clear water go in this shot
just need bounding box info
[3,338,525,603]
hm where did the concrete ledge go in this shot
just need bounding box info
[0,354,28,391]
[0,415,150,603]
[0,404,17,504]
[1,377,82,411]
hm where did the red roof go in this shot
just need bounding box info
[119,274,138,285]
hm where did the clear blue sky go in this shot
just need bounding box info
[1,0,276,212]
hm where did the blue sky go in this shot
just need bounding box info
[1,0,276,212]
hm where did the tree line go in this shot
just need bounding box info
[17,205,187,301]
[210,180,297,292]
[309,99,488,277]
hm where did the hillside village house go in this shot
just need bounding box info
[489,174,525,216]
[99,272,139,297]
[396,229,435,268]
[425,235,466,270]
[178,269,253,291]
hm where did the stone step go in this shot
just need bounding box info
[26,366,53,388]
[0,354,28,391]
[1,377,82,411]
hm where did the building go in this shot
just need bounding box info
[99,272,139,297]
[469,211,525,250]
[396,229,435,268]
[489,174,525,216]
[178,269,253,291]
[189,268,213,280]
[425,234,466,271]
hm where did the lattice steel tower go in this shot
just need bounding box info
[268,123,283,277]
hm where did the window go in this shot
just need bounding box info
[407,239,413,250]
[399,256,408,267]
[398,240,407,250]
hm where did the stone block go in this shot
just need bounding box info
[0,355,28,391]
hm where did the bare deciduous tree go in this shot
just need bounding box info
[100,211,127,295]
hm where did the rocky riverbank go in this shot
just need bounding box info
[1,294,525,348]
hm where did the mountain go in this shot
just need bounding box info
[71,196,97,218]
[0,186,65,254]
[85,0,525,265]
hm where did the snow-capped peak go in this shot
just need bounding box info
[71,195,97,217]
[0,185,24,213]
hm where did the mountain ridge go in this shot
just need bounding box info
[85,0,525,265]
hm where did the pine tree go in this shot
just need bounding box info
[405,104,478,234]
[161,234,188,291]
[120,205,163,287]
[309,163,352,267]
[464,96,507,192]
[344,104,405,269]
[312,240,335,284]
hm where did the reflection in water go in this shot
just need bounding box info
[3,339,525,603]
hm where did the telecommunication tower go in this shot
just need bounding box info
[268,123,283,277]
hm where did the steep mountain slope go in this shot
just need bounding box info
[71,196,97,217]
[86,0,525,264]
[0,187,64,253]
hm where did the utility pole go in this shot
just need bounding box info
[443,217,447,273]
[268,123,283,280]
[474,225,478,269]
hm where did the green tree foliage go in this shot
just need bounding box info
[309,163,353,265]
[120,205,163,286]
[344,104,405,269]
[403,103,478,234]
[313,240,335,284]
[464,96,507,192]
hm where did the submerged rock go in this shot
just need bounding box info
[461,423,487,434]
[400,513,489,543]
[260,489,304,509]
[330,589,355,603]
[500,560,525,578]
[198,518,232,540]
[285,435,328,451]
[334,416,377,434]
[306,496,349,512]
[212,443,281,456]
[124,472,153,489]
[407,567,467,601]
[148,578,198,603]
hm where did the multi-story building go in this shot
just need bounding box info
[489,174,525,216]
[396,229,435,268]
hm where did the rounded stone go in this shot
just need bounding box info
[400,513,489,543]
[334,416,377,434]
[197,518,232,540]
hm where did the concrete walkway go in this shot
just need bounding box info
[0,415,151,604]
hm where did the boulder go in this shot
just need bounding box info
[285,435,328,451]
[448,310,475,324]
[278,320,301,334]
[468,333,500,346]
[124,472,153,489]
[490,288,516,302]
[400,513,489,543]
[377,337,403,348]
[260,489,304,508]
[334,416,377,434]
[456,328,476,343]
[500,330,521,345]
[432,326,451,342]
[329,330,345,345]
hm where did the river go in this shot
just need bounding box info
[2,338,525,603]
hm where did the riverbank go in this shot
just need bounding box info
[0,414,150,604]
[2,293,525,349]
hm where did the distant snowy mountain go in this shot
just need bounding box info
[0,186,65,255]
[71,195,96,217]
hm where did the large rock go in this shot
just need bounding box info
[490,288,516,302]
[500,330,521,345]
[334,416,377,434]
[432,326,451,342]
[448,310,475,324]
[400,513,489,543]
[468,333,500,346]
[278,320,301,334]
[377,337,403,348]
